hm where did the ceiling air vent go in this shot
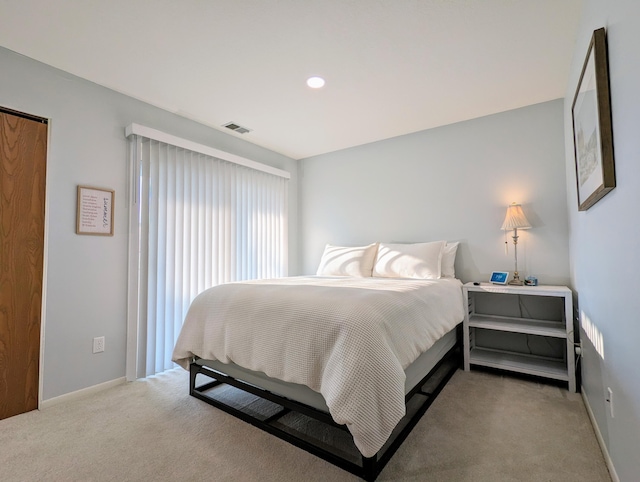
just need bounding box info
[223,122,252,134]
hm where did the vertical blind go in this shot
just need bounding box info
[128,130,288,378]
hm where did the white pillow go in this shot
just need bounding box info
[373,241,446,279]
[316,243,379,277]
[441,242,460,278]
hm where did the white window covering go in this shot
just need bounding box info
[126,128,288,379]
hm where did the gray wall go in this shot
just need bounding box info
[300,99,570,286]
[0,47,298,400]
[564,1,640,479]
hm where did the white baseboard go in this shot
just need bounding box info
[39,377,126,410]
[581,391,619,482]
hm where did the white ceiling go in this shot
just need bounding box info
[0,0,583,160]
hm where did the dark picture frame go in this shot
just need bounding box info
[571,27,616,211]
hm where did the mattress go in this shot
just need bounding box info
[173,276,465,457]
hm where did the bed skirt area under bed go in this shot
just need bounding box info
[188,328,462,481]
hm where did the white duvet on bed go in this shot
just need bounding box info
[172,276,464,457]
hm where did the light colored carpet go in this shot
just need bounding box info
[0,368,611,481]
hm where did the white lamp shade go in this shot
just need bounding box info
[501,203,531,230]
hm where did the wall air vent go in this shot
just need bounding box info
[223,122,252,134]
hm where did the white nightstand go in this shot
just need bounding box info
[462,282,576,392]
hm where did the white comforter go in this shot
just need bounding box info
[172,276,464,457]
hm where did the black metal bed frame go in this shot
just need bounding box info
[189,342,460,481]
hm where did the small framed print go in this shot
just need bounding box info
[490,271,509,285]
[76,186,114,236]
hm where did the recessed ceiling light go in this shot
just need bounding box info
[306,76,325,89]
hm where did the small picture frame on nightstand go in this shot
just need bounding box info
[490,271,509,285]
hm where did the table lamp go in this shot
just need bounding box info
[501,202,531,286]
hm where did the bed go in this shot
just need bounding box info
[172,241,465,480]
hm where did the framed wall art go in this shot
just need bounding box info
[76,186,115,236]
[571,27,616,211]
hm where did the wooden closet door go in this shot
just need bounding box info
[0,109,47,420]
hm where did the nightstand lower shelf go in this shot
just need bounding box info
[469,347,569,382]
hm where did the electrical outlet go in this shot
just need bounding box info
[606,387,614,418]
[93,336,105,354]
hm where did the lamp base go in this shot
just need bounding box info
[508,272,524,286]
